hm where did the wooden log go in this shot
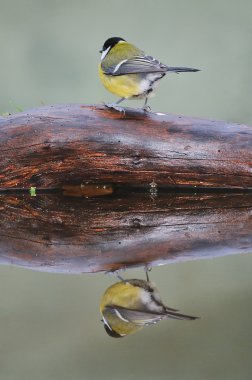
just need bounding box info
[0,104,251,190]
[0,192,251,273]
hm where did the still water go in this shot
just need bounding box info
[0,192,251,380]
[0,0,252,379]
[0,255,252,380]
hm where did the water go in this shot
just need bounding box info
[0,257,252,380]
[0,191,251,379]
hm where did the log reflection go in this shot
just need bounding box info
[0,192,251,273]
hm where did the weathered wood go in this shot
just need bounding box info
[0,104,251,190]
[0,192,251,273]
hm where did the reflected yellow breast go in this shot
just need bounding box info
[99,64,141,99]
[100,281,142,312]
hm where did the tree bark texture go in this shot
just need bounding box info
[0,192,251,274]
[0,104,251,190]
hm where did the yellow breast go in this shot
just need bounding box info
[100,281,143,312]
[99,64,141,99]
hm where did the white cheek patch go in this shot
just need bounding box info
[101,46,111,61]
[102,317,112,330]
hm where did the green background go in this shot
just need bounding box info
[0,1,252,379]
[1,0,252,124]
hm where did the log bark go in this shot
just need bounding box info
[0,104,251,190]
[0,192,251,274]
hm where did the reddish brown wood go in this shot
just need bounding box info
[0,192,251,273]
[0,104,251,189]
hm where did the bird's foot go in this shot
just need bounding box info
[142,105,151,112]
[104,102,126,114]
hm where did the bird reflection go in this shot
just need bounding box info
[100,269,198,337]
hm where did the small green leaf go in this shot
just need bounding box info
[29,187,37,197]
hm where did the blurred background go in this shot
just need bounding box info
[1,0,252,123]
[0,0,252,379]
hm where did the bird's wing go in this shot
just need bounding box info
[105,305,198,324]
[105,305,165,326]
[102,55,168,76]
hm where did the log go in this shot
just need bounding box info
[0,192,251,273]
[0,104,251,190]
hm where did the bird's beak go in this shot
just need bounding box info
[99,49,102,53]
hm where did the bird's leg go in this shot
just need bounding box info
[116,97,125,105]
[115,271,125,282]
[106,269,126,282]
[105,97,125,113]
[142,97,151,112]
[145,264,152,282]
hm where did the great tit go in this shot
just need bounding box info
[99,37,199,111]
[100,271,198,338]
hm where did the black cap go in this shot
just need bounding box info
[101,37,125,52]
[104,324,124,338]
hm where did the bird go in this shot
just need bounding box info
[100,269,198,337]
[99,37,199,112]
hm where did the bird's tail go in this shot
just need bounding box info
[165,309,199,321]
[167,67,200,73]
